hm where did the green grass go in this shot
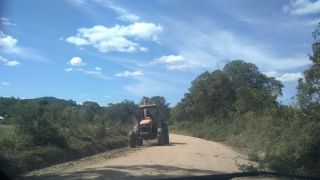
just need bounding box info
[0,125,15,141]
[0,124,129,179]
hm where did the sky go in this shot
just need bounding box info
[0,0,319,106]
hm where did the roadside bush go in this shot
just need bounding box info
[0,154,20,179]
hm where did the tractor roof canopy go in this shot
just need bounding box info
[139,104,157,108]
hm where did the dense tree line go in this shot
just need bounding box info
[0,96,170,178]
[171,60,282,122]
[0,96,170,145]
[170,25,320,176]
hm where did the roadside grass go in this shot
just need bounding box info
[0,125,129,179]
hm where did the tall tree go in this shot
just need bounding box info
[297,23,320,109]
[150,96,170,122]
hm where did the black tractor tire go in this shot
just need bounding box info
[163,123,169,145]
[157,128,165,146]
[128,131,136,148]
[137,138,143,146]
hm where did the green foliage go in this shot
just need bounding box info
[0,125,15,141]
[172,60,282,123]
[105,100,138,126]
[0,96,142,177]
[297,24,320,109]
[171,57,320,176]
[0,94,170,178]
[11,100,66,147]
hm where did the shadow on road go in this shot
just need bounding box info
[168,142,187,146]
[143,141,186,147]
[24,165,319,180]
[24,164,221,180]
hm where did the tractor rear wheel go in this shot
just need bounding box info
[163,123,169,145]
[128,131,136,148]
[137,138,143,146]
[157,128,165,146]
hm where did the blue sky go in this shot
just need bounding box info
[0,0,319,106]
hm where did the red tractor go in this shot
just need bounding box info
[128,97,169,147]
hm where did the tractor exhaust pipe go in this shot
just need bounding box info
[143,96,147,106]
[143,97,147,117]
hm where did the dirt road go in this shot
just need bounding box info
[25,134,252,179]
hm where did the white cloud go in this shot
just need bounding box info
[10,47,48,62]
[102,0,140,22]
[64,67,73,72]
[66,57,107,78]
[69,0,140,22]
[264,71,279,78]
[164,20,310,71]
[84,68,109,79]
[69,57,86,67]
[139,47,148,52]
[126,22,163,40]
[5,60,20,66]
[264,71,303,82]
[0,55,20,67]
[151,55,194,70]
[114,70,144,77]
[0,17,16,26]
[84,69,101,75]
[66,36,90,46]
[1,82,11,86]
[0,32,48,62]
[65,64,109,80]
[153,55,185,64]
[278,73,303,82]
[66,22,163,53]
[118,13,140,23]
[0,32,17,50]
[283,0,320,15]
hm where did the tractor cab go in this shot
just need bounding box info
[137,101,159,139]
[138,104,158,126]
